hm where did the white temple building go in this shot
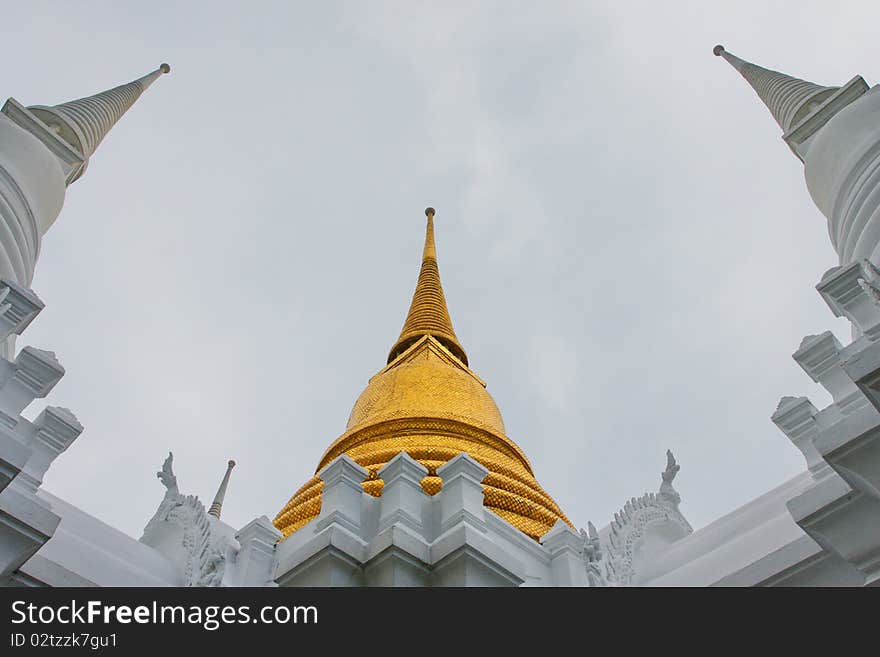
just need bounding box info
[1,46,879,587]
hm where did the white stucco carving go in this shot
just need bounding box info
[580,522,606,587]
[140,453,238,587]
[584,450,693,586]
[857,259,880,305]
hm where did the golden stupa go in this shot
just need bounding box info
[274,208,572,540]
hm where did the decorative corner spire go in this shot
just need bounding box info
[26,63,171,184]
[208,459,236,519]
[387,207,468,366]
[713,45,837,133]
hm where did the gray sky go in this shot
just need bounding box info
[5,1,877,540]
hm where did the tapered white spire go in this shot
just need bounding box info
[713,45,837,133]
[713,44,877,268]
[208,460,236,519]
[26,63,171,184]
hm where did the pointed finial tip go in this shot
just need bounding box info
[713,45,725,56]
[425,207,435,218]
[160,63,171,74]
[228,459,236,468]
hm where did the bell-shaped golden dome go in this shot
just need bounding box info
[274,208,572,540]
[347,336,504,436]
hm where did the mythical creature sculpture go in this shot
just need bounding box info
[157,452,177,492]
[140,452,182,541]
[582,449,692,586]
[658,449,682,507]
[197,551,226,587]
[580,521,609,587]
[139,452,235,587]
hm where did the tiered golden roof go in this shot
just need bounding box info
[274,208,572,540]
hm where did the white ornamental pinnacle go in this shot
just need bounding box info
[713,45,838,134]
[25,63,171,184]
[713,45,874,262]
[208,459,236,519]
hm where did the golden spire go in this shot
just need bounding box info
[387,207,468,365]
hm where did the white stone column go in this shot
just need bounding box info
[15,407,82,495]
[0,280,80,583]
[362,453,431,586]
[0,280,44,341]
[817,262,880,340]
[235,516,282,587]
[314,454,367,534]
[436,453,488,534]
[0,347,65,424]
[540,519,588,587]
[377,452,427,533]
[794,332,867,415]
[772,396,825,475]
[0,280,45,492]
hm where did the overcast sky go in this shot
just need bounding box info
[5,2,878,540]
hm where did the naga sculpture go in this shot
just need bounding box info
[140,452,236,587]
[582,450,692,586]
